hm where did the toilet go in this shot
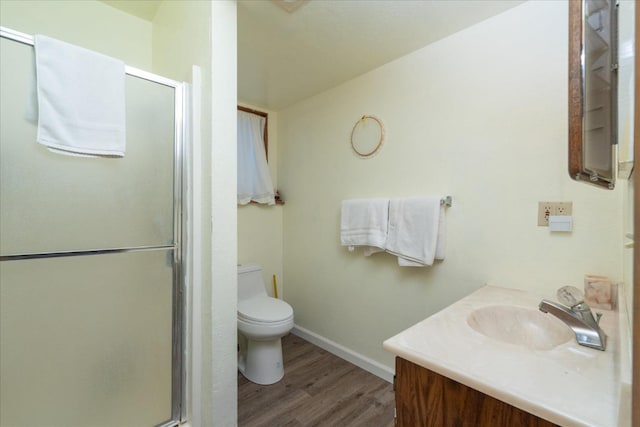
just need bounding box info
[237,264,294,385]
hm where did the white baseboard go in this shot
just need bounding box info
[291,325,395,384]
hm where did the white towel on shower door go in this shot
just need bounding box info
[33,35,126,157]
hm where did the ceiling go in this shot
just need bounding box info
[101,0,162,21]
[102,0,525,111]
[238,0,524,110]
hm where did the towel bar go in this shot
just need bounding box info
[441,196,452,207]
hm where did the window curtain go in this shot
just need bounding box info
[237,110,275,205]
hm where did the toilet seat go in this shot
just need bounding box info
[238,297,293,323]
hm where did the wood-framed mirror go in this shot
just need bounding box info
[568,0,619,189]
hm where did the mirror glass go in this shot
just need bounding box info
[569,0,618,189]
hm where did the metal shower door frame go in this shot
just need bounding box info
[0,26,187,427]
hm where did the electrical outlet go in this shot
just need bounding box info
[538,202,554,226]
[555,202,573,216]
[538,201,573,226]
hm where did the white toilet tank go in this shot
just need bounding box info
[238,264,268,301]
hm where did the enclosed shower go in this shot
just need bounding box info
[0,27,187,427]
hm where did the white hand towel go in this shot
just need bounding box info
[386,197,442,266]
[434,204,446,260]
[397,204,446,266]
[340,198,389,253]
[33,35,126,157]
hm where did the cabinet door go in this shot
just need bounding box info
[394,358,557,427]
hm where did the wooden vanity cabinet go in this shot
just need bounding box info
[394,357,558,427]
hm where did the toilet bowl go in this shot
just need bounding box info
[237,264,294,385]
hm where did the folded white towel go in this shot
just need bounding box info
[397,204,446,266]
[340,198,389,254]
[386,197,443,266]
[33,35,126,157]
[435,204,446,260]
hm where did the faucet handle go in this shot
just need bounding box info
[595,312,603,325]
[557,285,584,307]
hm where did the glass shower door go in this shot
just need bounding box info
[0,31,183,427]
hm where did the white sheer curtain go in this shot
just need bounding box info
[237,110,275,205]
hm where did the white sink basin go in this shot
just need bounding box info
[467,305,573,350]
[383,285,624,427]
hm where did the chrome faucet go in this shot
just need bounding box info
[538,299,606,351]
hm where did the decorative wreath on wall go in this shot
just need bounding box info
[350,115,385,158]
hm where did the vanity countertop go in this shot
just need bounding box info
[383,285,631,427]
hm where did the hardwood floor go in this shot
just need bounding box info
[238,333,396,427]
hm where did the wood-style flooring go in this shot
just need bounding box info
[238,333,396,427]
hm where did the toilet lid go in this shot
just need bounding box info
[238,297,293,323]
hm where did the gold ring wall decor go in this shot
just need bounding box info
[350,115,385,158]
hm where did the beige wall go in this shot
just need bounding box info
[151,1,229,426]
[237,203,284,297]
[237,104,284,298]
[0,0,152,70]
[625,180,634,325]
[277,0,624,369]
[153,1,238,425]
[620,0,636,328]
[208,2,238,426]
